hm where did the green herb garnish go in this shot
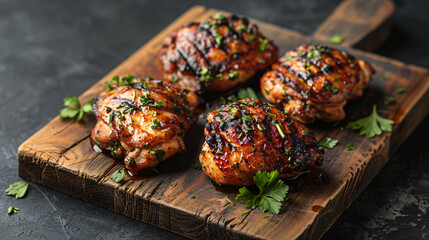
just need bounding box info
[236,170,289,214]
[59,95,93,121]
[192,164,202,170]
[151,118,161,129]
[199,66,212,84]
[275,123,286,139]
[5,181,29,199]
[346,143,355,151]
[150,149,165,161]
[384,96,396,104]
[7,206,19,215]
[259,37,269,52]
[396,87,405,94]
[328,34,343,44]
[319,137,338,148]
[110,168,126,183]
[347,105,394,138]
[228,71,240,80]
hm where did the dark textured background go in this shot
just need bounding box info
[0,0,428,239]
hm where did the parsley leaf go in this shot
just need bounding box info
[328,34,343,44]
[346,143,356,151]
[319,137,338,148]
[384,96,396,104]
[7,206,19,215]
[5,181,29,199]
[60,95,93,121]
[220,87,259,105]
[110,168,126,183]
[236,170,289,214]
[396,87,405,94]
[347,105,394,138]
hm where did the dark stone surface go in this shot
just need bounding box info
[0,0,427,239]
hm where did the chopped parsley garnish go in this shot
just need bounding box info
[319,137,338,148]
[215,32,223,46]
[302,129,308,135]
[378,74,389,81]
[199,66,212,84]
[257,124,264,131]
[236,170,289,214]
[284,55,293,61]
[220,119,227,131]
[264,88,270,95]
[347,105,394,138]
[228,71,240,80]
[267,112,276,117]
[314,173,323,184]
[139,93,164,108]
[190,195,196,199]
[215,73,224,80]
[243,126,253,131]
[150,149,165,161]
[151,119,161,129]
[126,158,135,167]
[224,198,235,207]
[396,87,405,94]
[59,95,93,121]
[8,206,19,215]
[323,82,339,94]
[275,123,286,139]
[346,143,356,151]
[5,181,29,199]
[328,34,343,44]
[238,25,247,31]
[171,75,178,83]
[248,35,256,42]
[384,96,396,104]
[214,11,224,20]
[259,37,269,52]
[241,211,249,216]
[110,168,126,183]
[264,215,270,218]
[243,114,253,122]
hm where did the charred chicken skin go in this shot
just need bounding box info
[261,43,373,123]
[160,12,278,94]
[199,99,324,186]
[91,76,198,175]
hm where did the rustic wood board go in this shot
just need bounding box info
[18,5,428,240]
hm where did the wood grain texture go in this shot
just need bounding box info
[313,0,394,51]
[18,5,429,240]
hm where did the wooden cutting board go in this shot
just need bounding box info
[18,1,429,239]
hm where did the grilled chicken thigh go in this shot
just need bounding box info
[160,12,278,94]
[91,76,197,174]
[261,43,373,123]
[199,99,324,186]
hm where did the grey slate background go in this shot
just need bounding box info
[0,0,428,239]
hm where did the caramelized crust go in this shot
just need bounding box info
[160,12,278,94]
[91,77,198,174]
[260,44,373,123]
[199,99,324,186]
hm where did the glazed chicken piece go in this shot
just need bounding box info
[199,99,324,186]
[160,12,278,94]
[91,76,198,175]
[261,43,373,123]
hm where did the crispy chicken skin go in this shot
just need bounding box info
[91,76,197,174]
[261,43,373,123]
[160,12,278,94]
[199,99,324,186]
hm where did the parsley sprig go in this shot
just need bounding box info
[319,137,338,149]
[236,170,289,214]
[347,105,394,138]
[5,181,29,199]
[59,95,93,121]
